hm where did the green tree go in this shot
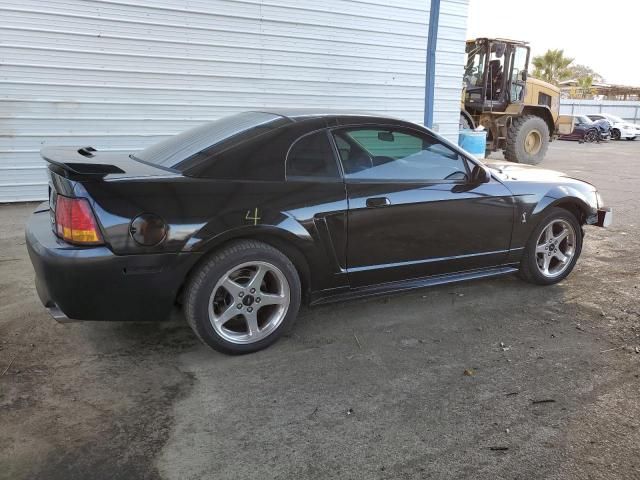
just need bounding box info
[569,64,604,83]
[531,49,574,85]
[576,76,593,98]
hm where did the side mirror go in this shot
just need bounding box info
[471,165,491,183]
[521,70,527,81]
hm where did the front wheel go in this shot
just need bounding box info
[518,208,583,285]
[504,115,550,165]
[185,240,301,354]
[584,129,598,143]
[611,129,621,140]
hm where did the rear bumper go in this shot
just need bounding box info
[26,208,201,322]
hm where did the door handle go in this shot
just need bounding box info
[366,197,391,207]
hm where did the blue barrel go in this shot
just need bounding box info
[459,129,487,159]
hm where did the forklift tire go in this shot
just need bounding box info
[504,115,550,165]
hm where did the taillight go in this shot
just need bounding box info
[54,195,104,245]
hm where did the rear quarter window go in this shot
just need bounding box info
[286,131,340,180]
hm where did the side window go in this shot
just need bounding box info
[332,128,469,182]
[286,131,339,180]
[509,46,528,102]
[538,92,552,108]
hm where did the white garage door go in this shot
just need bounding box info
[0,0,468,202]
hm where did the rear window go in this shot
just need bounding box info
[132,112,287,169]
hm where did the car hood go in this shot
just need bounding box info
[483,159,566,180]
[483,159,593,186]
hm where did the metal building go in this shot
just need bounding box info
[0,0,469,202]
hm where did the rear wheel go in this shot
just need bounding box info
[518,207,582,285]
[504,115,550,165]
[185,240,301,354]
[611,129,621,140]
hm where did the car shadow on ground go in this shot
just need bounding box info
[75,271,576,363]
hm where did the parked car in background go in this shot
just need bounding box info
[590,118,612,142]
[26,110,612,354]
[558,115,600,142]
[587,113,639,140]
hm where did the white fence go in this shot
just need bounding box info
[560,99,640,123]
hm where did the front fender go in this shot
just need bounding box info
[531,186,596,217]
[512,185,598,249]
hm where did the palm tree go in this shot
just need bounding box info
[576,76,593,98]
[531,49,574,85]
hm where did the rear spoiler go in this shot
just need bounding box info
[41,146,125,176]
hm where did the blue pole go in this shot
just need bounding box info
[424,0,441,128]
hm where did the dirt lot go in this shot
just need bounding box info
[1,140,639,480]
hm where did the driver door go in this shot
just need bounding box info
[334,126,515,288]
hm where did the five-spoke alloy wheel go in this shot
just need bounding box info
[209,261,290,344]
[185,240,301,354]
[534,219,576,278]
[519,207,583,285]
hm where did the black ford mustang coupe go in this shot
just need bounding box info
[26,110,612,354]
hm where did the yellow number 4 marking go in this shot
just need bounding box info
[245,208,261,226]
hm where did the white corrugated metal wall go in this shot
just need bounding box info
[561,99,640,123]
[0,0,469,202]
[433,0,468,139]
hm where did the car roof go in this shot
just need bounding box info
[250,108,402,123]
[594,113,619,118]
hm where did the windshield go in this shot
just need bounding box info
[576,115,593,124]
[133,112,286,169]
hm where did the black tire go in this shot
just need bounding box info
[184,240,301,354]
[626,137,636,141]
[584,129,598,143]
[611,129,621,140]
[504,115,550,165]
[518,207,583,286]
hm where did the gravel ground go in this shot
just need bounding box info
[1,140,639,480]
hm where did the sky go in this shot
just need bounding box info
[466,0,640,85]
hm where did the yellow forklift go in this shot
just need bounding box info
[461,38,572,164]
